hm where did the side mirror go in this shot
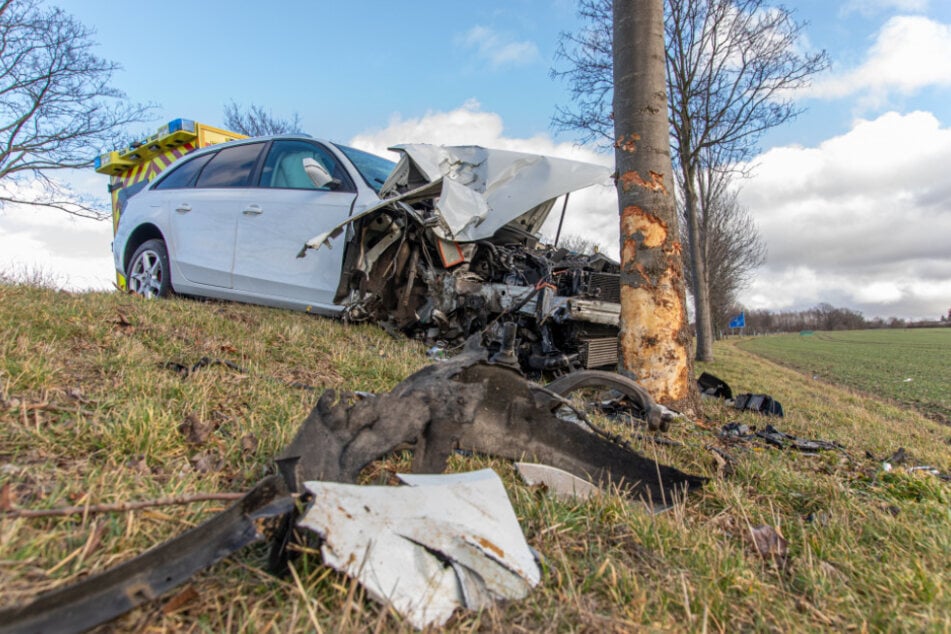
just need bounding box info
[303,158,334,189]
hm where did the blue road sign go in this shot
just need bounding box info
[729,312,745,329]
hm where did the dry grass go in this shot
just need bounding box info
[1,284,949,632]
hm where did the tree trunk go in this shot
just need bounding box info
[683,160,715,361]
[612,0,694,409]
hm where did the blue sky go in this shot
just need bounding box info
[3,0,951,320]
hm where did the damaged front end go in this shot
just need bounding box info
[308,144,621,374]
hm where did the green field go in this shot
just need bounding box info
[737,329,951,423]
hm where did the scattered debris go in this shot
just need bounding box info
[1,341,704,633]
[704,446,736,478]
[718,423,841,453]
[869,448,950,480]
[719,422,752,439]
[299,469,540,629]
[734,393,785,417]
[697,372,733,400]
[755,425,839,452]
[277,339,704,502]
[515,462,601,501]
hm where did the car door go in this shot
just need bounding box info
[232,139,357,310]
[166,142,266,288]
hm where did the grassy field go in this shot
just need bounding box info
[1,283,950,632]
[737,329,951,424]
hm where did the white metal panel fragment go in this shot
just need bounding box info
[515,462,601,501]
[298,469,540,629]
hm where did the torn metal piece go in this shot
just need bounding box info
[298,469,539,629]
[276,342,705,504]
[515,462,600,501]
[0,476,292,634]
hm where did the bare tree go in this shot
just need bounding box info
[613,0,693,408]
[556,233,604,255]
[678,162,766,334]
[223,101,303,137]
[553,0,827,361]
[0,0,150,219]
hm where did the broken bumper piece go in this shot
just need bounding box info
[277,341,705,503]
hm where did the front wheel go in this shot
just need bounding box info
[127,239,172,298]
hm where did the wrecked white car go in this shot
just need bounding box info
[113,138,622,372]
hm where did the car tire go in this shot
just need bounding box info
[127,239,172,298]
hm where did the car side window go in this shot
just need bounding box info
[260,140,355,192]
[153,153,214,190]
[194,142,265,188]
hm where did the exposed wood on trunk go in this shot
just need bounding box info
[612,0,694,408]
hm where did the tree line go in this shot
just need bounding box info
[732,303,950,334]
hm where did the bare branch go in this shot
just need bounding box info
[223,101,303,137]
[0,0,151,215]
[1,492,246,519]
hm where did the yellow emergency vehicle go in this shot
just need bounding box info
[94,118,245,288]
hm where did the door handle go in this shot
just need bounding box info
[242,205,263,216]
[175,204,192,213]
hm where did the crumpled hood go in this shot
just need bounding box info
[305,144,611,250]
[381,144,612,242]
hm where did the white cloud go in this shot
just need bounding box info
[348,101,621,256]
[737,110,951,319]
[456,26,541,69]
[0,172,115,291]
[807,16,951,101]
[0,203,115,291]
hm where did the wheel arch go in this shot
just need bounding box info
[123,224,166,275]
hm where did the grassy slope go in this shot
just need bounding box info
[1,285,949,632]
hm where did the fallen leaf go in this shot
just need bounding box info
[0,481,14,510]
[112,311,133,329]
[749,525,788,564]
[162,585,200,614]
[191,452,221,474]
[240,433,258,454]
[179,414,212,445]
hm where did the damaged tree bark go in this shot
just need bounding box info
[612,0,694,409]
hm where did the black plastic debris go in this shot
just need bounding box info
[734,393,784,417]
[718,423,840,453]
[697,372,733,400]
[755,424,839,452]
[719,422,752,438]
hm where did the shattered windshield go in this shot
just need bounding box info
[333,143,395,194]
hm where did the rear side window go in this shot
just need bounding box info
[195,142,265,188]
[153,153,214,190]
